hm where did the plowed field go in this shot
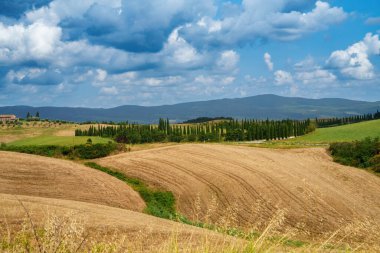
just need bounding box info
[98,144,380,237]
[0,151,145,211]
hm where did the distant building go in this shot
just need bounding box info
[0,115,17,123]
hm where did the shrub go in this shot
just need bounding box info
[115,130,141,144]
[187,134,197,142]
[225,129,244,141]
[152,130,167,142]
[329,137,380,169]
[168,134,184,143]
[369,155,380,173]
[73,143,117,159]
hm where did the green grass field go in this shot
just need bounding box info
[8,136,113,146]
[288,119,380,143]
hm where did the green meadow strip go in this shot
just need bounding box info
[84,162,176,219]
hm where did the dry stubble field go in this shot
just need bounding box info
[1,193,240,252]
[1,143,380,251]
[0,151,145,211]
[98,144,380,243]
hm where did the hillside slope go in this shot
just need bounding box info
[0,151,145,211]
[98,144,380,238]
[0,194,234,251]
[290,119,380,143]
[1,94,379,123]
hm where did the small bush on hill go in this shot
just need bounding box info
[168,134,184,143]
[73,143,118,159]
[186,134,197,142]
[329,137,380,171]
[369,155,380,173]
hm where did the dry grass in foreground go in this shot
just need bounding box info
[1,194,380,252]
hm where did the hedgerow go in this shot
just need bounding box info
[0,142,120,159]
[329,137,380,172]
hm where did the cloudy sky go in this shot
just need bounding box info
[0,0,379,107]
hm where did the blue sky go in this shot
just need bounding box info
[0,0,379,107]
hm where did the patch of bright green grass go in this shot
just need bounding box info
[84,162,176,219]
[8,136,112,146]
[287,119,380,144]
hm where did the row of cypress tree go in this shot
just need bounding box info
[75,118,314,144]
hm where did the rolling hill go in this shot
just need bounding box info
[1,94,379,123]
[2,144,380,250]
[0,194,235,252]
[0,151,145,211]
[0,151,242,251]
[290,119,380,143]
[97,144,380,240]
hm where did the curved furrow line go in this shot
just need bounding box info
[183,156,273,212]
[145,157,228,204]
[239,161,348,223]
[184,147,359,227]
[97,144,380,237]
[157,151,280,224]
[109,155,229,216]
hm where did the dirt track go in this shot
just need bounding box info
[0,151,145,211]
[98,144,380,237]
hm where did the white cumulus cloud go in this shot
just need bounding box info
[0,22,61,63]
[296,69,336,84]
[100,86,119,95]
[216,50,239,71]
[264,52,274,71]
[181,1,347,48]
[274,70,293,85]
[327,33,380,80]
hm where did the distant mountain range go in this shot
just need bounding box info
[1,94,380,123]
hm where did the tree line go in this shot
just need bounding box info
[316,111,380,128]
[75,118,315,144]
